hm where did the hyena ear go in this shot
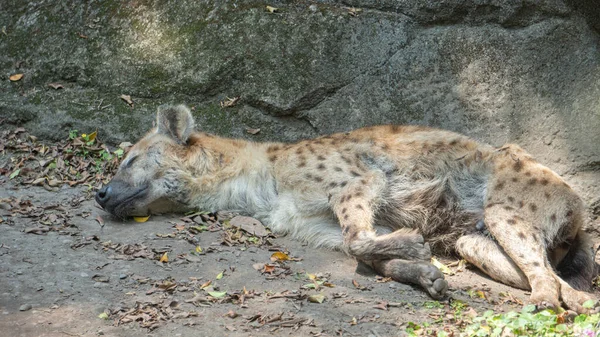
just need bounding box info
[156,105,195,144]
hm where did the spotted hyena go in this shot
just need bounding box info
[96,105,597,313]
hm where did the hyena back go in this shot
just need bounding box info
[96,105,597,312]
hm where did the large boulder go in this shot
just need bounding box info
[0,0,599,222]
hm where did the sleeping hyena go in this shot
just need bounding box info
[96,105,597,313]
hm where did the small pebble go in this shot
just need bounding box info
[19,304,32,311]
[309,4,318,12]
[80,272,89,278]
[119,274,128,280]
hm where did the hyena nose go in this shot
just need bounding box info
[95,185,112,207]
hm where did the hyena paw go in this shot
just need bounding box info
[561,287,598,314]
[529,294,561,313]
[417,263,448,300]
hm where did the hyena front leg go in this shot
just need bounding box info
[484,204,561,310]
[370,259,448,299]
[330,177,430,261]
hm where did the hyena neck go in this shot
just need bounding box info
[184,135,280,220]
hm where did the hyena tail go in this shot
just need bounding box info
[556,231,597,291]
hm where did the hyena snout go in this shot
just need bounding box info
[95,179,150,217]
[95,184,112,207]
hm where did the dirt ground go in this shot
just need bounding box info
[0,174,547,337]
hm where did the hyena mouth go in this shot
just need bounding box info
[96,184,150,218]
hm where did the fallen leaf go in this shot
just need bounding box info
[431,257,454,275]
[346,7,362,16]
[225,310,239,319]
[263,264,276,274]
[220,96,240,108]
[159,252,168,263]
[271,251,290,261]
[9,73,23,81]
[96,215,105,227]
[133,216,150,223]
[195,246,203,253]
[24,227,50,234]
[308,294,325,303]
[87,131,97,142]
[246,128,261,135]
[98,312,109,320]
[229,216,269,237]
[92,274,110,283]
[200,280,212,289]
[208,291,227,298]
[118,141,133,150]
[47,82,64,90]
[216,271,224,280]
[120,94,134,106]
[9,169,20,179]
[373,302,388,310]
[31,177,46,185]
[266,5,279,13]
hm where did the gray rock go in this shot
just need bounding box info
[0,0,598,225]
[19,304,32,311]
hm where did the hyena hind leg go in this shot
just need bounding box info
[456,233,529,289]
[370,259,448,300]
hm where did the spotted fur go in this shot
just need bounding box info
[96,105,597,312]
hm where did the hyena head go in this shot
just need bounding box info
[95,105,196,218]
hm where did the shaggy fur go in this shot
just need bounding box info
[96,105,597,312]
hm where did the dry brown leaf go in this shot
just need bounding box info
[24,227,50,234]
[229,216,269,237]
[219,96,240,108]
[9,73,23,81]
[224,310,239,319]
[270,251,290,261]
[266,5,279,13]
[120,94,134,106]
[159,252,168,263]
[246,128,261,135]
[47,82,64,89]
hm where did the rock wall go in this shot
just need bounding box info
[0,0,599,220]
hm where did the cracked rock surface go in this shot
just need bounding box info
[0,0,599,218]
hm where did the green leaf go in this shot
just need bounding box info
[9,169,20,179]
[114,148,124,158]
[98,312,109,320]
[216,271,224,280]
[207,291,227,298]
[583,299,595,309]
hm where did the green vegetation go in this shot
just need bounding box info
[406,303,600,337]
